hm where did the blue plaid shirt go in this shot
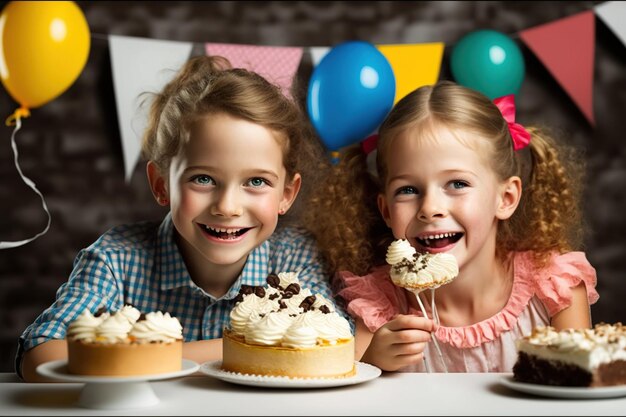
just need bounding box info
[16,213,351,377]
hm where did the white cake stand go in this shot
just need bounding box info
[37,359,199,410]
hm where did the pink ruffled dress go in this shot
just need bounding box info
[337,251,599,373]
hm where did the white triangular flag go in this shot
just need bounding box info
[109,35,193,181]
[595,1,626,48]
[310,46,331,67]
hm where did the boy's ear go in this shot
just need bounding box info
[279,173,302,214]
[146,161,169,206]
[377,193,393,227]
[496,176,522,220]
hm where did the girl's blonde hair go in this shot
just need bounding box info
[305,81,586,276]
[141,55,328,224]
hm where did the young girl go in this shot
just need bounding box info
[304,81,599,373]
[17,55,343,381]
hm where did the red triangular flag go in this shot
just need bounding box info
[520,11,595,125]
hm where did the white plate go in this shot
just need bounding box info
[200,360,381,389]
[500,376,626,399]
[37,359,199,383]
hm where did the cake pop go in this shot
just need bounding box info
[386,239,459,372]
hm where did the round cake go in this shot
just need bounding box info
[222,272,355,379]
[66,305,183,376]
[386,239,459,291]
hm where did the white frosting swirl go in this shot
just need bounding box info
[312,294,336,313]
[117,305,141,324]
[293,310,352,343]
[278,271,300,289]
[66,309,109,342]
[96,313,133,343]
[129,311,183,343]
[230,293,279,333]
[244,311,295,346]
[282,322,317,348]
[386,239,416,265]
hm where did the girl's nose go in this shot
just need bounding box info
[417,192,446,221]
[211,188,243,217]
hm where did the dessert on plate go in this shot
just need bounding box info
[222,272,355,379]
[513,323,626,387]
[66,305,183,376]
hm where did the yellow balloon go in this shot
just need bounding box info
[0,1,90,109]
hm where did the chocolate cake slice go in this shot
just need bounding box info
[513,323,626,387]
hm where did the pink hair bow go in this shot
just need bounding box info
[493,95,531,151]
[361,134,379,155]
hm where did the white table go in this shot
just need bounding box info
[1,372,625,416]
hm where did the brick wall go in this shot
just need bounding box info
[1,1,623,372]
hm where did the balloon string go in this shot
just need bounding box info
[5,107,31,127]
[0,116,52,249]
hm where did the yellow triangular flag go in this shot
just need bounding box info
[377,43,444,104]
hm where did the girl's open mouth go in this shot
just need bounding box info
[417,232,463,249]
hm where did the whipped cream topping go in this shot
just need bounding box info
[386,239,458,290]
[386,239,416,265]
[282,320,318,348]
[117,305,141,323]
[244,310,294,346]
[129,311,183,343]
[229,272,353,348]
[97,313,134,343]
[517,323,626,371]
[67,305,183,344]
[66,309,109,342]
[277,271,300,289]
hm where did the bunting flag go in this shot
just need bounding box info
[377,43,445,104]
[103,7,612,179]
[595,1,626,49]
[310,46,331,67]
[109,35,193,181]
[520,11,596,125]
[205,43,303,99]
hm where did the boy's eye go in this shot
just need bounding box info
[192,175,214,185]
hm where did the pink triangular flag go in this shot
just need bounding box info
[205,43,303,99]
[520,11,595,125]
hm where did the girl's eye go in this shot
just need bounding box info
[192,175,214,186]
[248,177,269,187]
[395,186,418,196]
[450,180,469,189]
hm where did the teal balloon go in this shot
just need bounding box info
[450,29,525,99]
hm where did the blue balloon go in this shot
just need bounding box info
[450,30,525,100]
[307,41,395,151]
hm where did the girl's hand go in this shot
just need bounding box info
[360,314,436,372]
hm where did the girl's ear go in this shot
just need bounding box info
[278,173,302,215]
[496,176,522,220]
[377,193,393,227]
[147,161,170,206]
